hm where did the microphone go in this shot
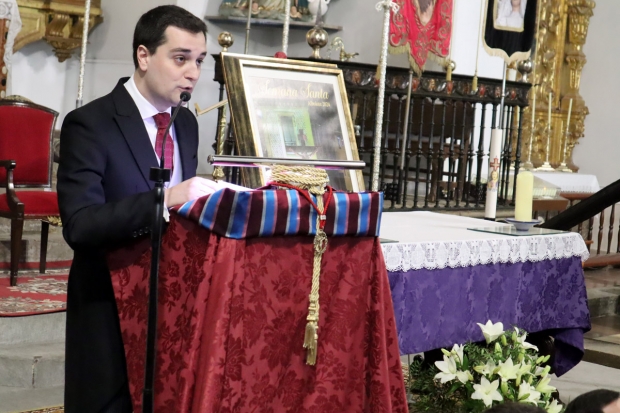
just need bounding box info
[160,91,192,171]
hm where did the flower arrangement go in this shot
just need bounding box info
[408,321,563,413]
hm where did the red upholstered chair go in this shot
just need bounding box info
[0,99,59,286]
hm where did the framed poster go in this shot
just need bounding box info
[221,52,365,192]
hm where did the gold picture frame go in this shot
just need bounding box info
[221,52,365,192]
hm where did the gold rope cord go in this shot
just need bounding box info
[270,165,329,365]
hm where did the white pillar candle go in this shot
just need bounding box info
[548,92,552,130]
[515,171,534,221]
[484,129,503,220]
[565,98,573,134]
[531,89,536,131]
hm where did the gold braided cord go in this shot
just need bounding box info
[270,165,329,366]
[270,165,329,194]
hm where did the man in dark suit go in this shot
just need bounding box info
[57,6,215,413]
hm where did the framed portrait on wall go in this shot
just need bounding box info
[221,53,365,192]
[493,0,527,32]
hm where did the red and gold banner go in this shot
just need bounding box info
[389,0,453,75]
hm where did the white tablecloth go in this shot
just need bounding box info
[533,172,600,194]
[379,211,589,272]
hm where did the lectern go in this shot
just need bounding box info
[107,187,407,413]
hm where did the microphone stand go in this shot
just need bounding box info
[143,92,191,413]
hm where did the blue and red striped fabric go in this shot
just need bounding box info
[173,188,383,239]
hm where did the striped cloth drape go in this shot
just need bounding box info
[174,188,383,239]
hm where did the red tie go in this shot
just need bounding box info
[153,112,174,171]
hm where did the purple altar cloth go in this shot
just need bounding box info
[388,255,591,376]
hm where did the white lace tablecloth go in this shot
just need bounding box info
[533,172,600,194]
[379,211,589,272]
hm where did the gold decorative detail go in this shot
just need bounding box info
[521,0,595,171]
[218,31,234,52]
[270,165,329,366]
[212,105,228,182]
[327,37,359,62]
[46,216,62,226]
[15,0,103,63]
[306,25,328,59]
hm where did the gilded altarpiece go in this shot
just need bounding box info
[521,0,595,170]
[14,0,102,62]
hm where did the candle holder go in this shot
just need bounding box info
[505,218,543,232]
[555,130,573,173]
[534,126,555,172]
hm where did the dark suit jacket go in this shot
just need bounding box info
[57,78,199,413]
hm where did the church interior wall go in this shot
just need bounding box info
[7,0,616,182]
[572,1,620,188]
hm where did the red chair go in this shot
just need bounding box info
[0,98,59,286]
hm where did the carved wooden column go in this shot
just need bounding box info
[563,0,595,170]
[521,0,595,170]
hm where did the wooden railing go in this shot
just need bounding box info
[211,56,532,212]
[540,179,620,268]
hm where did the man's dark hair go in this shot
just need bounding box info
[483,403,546,413]
[132,5,207,69]
[565,389,620,413]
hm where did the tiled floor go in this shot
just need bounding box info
[584,265,620,289]
[584,267,620,344]
[586,315,620,341]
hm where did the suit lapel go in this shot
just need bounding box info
[112,79,158,190]
[174,110,194,181]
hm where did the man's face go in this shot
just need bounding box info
[136,26,207,111]
[604,398,620,413]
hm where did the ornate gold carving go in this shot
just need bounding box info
[14,0,103,63]
[521,0,595,171]
[4,94,33,102]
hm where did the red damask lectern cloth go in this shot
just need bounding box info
[107,189,407,413]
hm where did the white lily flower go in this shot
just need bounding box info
[518,382,542,404]
[545,399,563,413]
[456,370,474,384]
[535,376,557,395]
[497,357,520,380]
[434,355,458,383]
[451,343,465,364]
[471,377,503,407]
[477,321,504,344]
[534,366,546,377]
[514,327,539,352]
[474,359,498,376]
[518,362,534,376]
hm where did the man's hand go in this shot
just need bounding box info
[164,177,220,207]
[164,177,253,207]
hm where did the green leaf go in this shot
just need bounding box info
[462,353,470,370]
[447,382,460,395]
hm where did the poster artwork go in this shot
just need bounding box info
[246,75,351,191]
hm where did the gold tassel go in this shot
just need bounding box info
[268,166,329,366]
[303,320,318,365]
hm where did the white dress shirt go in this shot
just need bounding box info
[124,75,183,187]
